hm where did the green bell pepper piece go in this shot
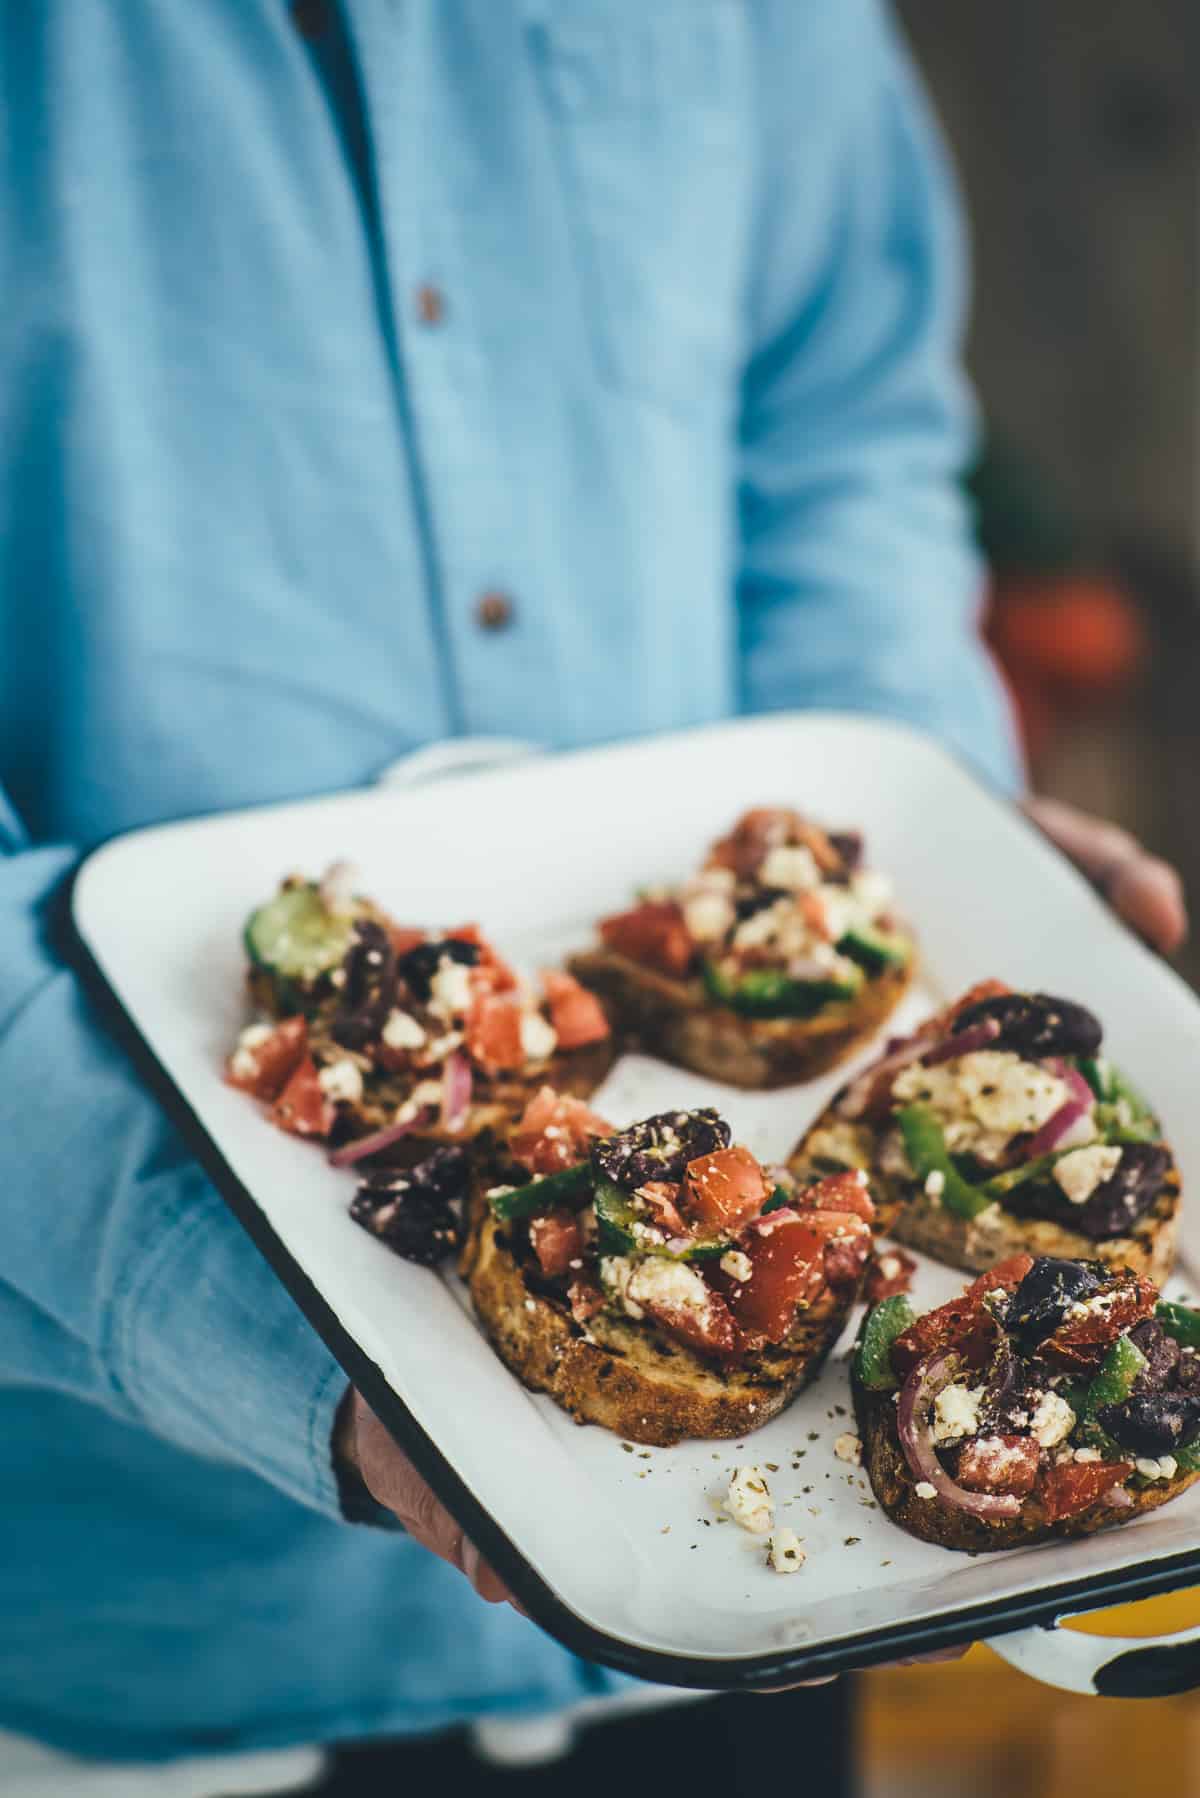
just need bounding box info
[488,1161,592,1223]
[856,1296,916,1391]
[1080,1333,1148,1416]
[897,1105,994,1220]
[701,959,860,1019]
[761,1184,792,1215]
[837,925,910,974]
[1155,1299,1200,1351]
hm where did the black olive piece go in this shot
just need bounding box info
[395,936,479,1003]
[332,920,398,1050]
[953,991,1103,1059]
[592,1107,732,1192]
[360,1144,471,1206]
[1007,1256,1105,1353]
[1128,1317,1182,1395]
[1073,1143,1170,1240]
[350,1186,462,1266]
[1097,1392,1200,1459]
[734,888,788,921]
[828,831,864,874]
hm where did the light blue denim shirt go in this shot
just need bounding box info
[0,0,1017,1763]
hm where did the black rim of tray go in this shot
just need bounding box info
[64,854,1200,1690]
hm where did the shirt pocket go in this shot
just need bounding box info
[525,0,750,420]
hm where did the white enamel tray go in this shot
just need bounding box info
[70,715,1200,1692]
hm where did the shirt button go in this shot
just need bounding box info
[289,0,330,40]
[475,591,515,632]
[415,285,446,327]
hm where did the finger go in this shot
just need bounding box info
[1023,795,1139,881]
[1106,854,1188,955]
[355,1400,518,1606]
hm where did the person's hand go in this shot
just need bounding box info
[1024,795,1187,955]
[335,1388,521,1610]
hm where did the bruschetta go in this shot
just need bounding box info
[464,1095,875,1445]
[792,981,1178,1282]
[853,1253,1200,1551]
[569,807,913,1088]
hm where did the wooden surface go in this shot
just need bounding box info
[898,0,1198,570]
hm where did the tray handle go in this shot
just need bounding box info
[991,1615,1200,1697]
[376,737,542,788]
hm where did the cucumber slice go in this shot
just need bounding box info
[837,925,910,974]
[245,883,360,986]
[488,1162,593,1223]
[701,959,861,1019]
[593,1175,727,1261]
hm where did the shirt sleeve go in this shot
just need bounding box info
[0,830,349,1519]
[737,0,1022,793]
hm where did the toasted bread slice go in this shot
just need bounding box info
[566,948,912,1090]
[464,1208,854,1446]
[853,1372,1200,1552]
[791,1107,1180,1283]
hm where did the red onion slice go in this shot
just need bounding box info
[1026,1063,1094,1160]
[439,1050,473,1134]
[921,1017,1002,1066]
[330,1106,435,1168]
[317,859,358,915]
[1105,1482,1134,1510]
[896,1352,1022,1520]
[837,1032,933,1119]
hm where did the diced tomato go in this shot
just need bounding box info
[1040,1458,1134,1523]
[728,1216,829,1344]
[541,970,611,1049]
[864,1247,919,1305]
[387,925,427,956]
[957,1434,1042,1497]
[465,992,526,1073]
[640,1280,739,1359]
[890,1254,1034,1378]
[271,1054,334,1138]
[800,1208,874,1289]
[1041,1274,1158,1372]
[799,890,833,940]
[225,1016,308,1101]
[684,1144,770,1234]
[637,1180,689,1238]
[568,1278,607,1325]
[528,1209,584,1278]
[598,901,696,979]
[799,1169,876,1224]
[509,1085,614,1175]
[707,808,841,880]
[447,922,519,993]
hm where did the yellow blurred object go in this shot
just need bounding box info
[862,1591,1200,1795]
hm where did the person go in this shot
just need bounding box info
[0,2,1185,1793]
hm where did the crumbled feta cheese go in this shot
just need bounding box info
[427,956,475,1021]
[930,1382,984,1446]
[626,1257,712,1316]
[849,869,893,918]
[1073,1447,1101,1463]
[924,1169,945,1200]
[229,1022,274,1079]
[719,1249,753,1283]
[759,844,820,892]
[1135,1455,1178,1482]
[833,1433,862,1466]
[1030,1390,1076,1449]
[914,1481,937,1500]
[237,1022,273,1050]
[317,1058,364,1106]
[768,1528,806,1573]
[382,1008,427,1052]
[1053,1143,1122,1206]
[732,900,787,951]
[519,1010,558,1063]
[724,1466,774,1534]
[682,889,736,944]
[892,1051,1069,1160]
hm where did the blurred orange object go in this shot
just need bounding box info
[987,574,1145,694]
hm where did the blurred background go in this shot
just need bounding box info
[862,4,1200,1791]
